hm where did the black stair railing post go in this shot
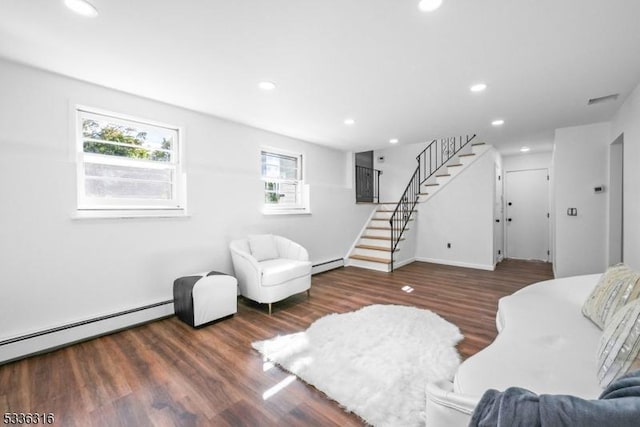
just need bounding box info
[376,169,380,203]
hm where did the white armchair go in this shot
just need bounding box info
[229,235,312,314]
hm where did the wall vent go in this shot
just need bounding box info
[588,94,619,105]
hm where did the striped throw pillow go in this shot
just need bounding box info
[582,264,640,329]
[597,299,640,388]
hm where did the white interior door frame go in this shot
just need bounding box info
[494,164,504,264]
[504,168,550,261]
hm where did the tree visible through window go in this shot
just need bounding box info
[83,121,172,162]
[76,108,183,211]
[261,149,306,211]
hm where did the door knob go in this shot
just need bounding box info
[507,218,512,222]
[495,219,500,223]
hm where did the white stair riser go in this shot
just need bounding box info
[374,212,416,221]
[472,144,489,155]
[352,248,392,259]
[359,237,394,247]
[370,219,392,226]
[459,154,477,165]
[365,228,392,238]
[348,258,391,272]
[421,184,442,196]
[446,166,463,177]
[436,175,451,185]
[373,212,392,220]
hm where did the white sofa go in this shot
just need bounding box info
[426,273,603,426]
[229,235,312,314]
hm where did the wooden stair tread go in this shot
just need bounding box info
[366,226,409,231]
[436,174,451,177]
[349,254,391,264]
[471,142,485,146]
[362,235,404,241]
[458,153,475,157]
[447,164,463,167]
[376,209,417,213]
[418,192,429,195]
[371,218,414,222]
[424,183,440,187]
[355,244,395,252]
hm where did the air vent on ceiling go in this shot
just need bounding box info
[588,94,619,105]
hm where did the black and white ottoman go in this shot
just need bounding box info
[173,271,237,328]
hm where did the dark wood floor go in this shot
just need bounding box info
[0,260,553,426]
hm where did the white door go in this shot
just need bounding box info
[505,169,549,261]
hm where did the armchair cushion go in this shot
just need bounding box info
[260,258,312,287]
[248,234,279,261]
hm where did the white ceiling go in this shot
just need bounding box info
[1,0,640,154]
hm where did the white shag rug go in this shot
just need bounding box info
[252,304,463,426]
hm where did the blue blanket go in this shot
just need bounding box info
[469,370,640,427]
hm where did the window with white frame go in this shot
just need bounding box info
[261,149,309,213]
[75,107,184,213]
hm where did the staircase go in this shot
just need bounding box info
[347,203,412,271]
[348,135,489,272]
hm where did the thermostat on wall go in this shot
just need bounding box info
[378,156,385,163]
[594,185,605,193]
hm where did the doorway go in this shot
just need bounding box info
[355,151,374,203]
[505,168,550,261]
[609,134,624,265]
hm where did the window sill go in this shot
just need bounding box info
[72,209,189,220]
[262,208,311,216]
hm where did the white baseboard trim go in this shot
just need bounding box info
[415,257,495,271]
[1,259,346,365]
[393,257,416,269]
[0,300,174,365]
[312,258,344,274]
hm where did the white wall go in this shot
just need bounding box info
[552,122,610,277]
[373,143,425,203]
[611,81,640,270]
[0,59,372,359]
[415,148,497,270]
[502,151,552,172]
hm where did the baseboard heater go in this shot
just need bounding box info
[0,300,174,365]
[312,258,344,275]
[2,260,345,364]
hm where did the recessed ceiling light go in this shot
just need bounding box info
[64,0,98,17]
[344,118,355,125]
[418,0,443,12]
[520,146,530,152]
[258,81,276,91]
[491,119,505,126]
[470,83,487,92]
[389,138,399,144]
